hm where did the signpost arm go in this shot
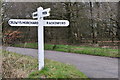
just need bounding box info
[37,7,44,70]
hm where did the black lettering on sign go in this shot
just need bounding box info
[46,21,66,25]
[12,21,16,24]
[32,22,36,24]
[56,22,59,24]
[18,21,21,24]
[23,22,25,24]
[33,21,38,24]
[42,11,47,14]
[31,21,37,24]
[9,21,13,24]
[34,14,37,17]
[26,21,29,24]
[9,21,38,25]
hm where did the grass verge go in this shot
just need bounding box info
[14,43,119,58]
[2,50,88,78]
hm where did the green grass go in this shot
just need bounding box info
[14,43,119,58]
[29,60,88,78]
[2,50,88,79]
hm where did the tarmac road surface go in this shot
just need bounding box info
[3,46,118,78]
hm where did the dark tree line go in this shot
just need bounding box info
[2,2,119,47]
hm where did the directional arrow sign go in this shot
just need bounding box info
[32,12,38,19]
[43,20,69,26]
[8,19,38,26]
[32,8,50,19]
[8,19,69,27]
[42,8,50,17]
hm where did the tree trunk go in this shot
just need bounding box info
[65,3,73,45]
[89,2,96,44]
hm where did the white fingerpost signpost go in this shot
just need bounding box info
[8,7,69,70]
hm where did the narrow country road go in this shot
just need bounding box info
[3,46,118,78]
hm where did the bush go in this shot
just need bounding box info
[3,30,23,45]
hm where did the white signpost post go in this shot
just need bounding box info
[8,7,69,70]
